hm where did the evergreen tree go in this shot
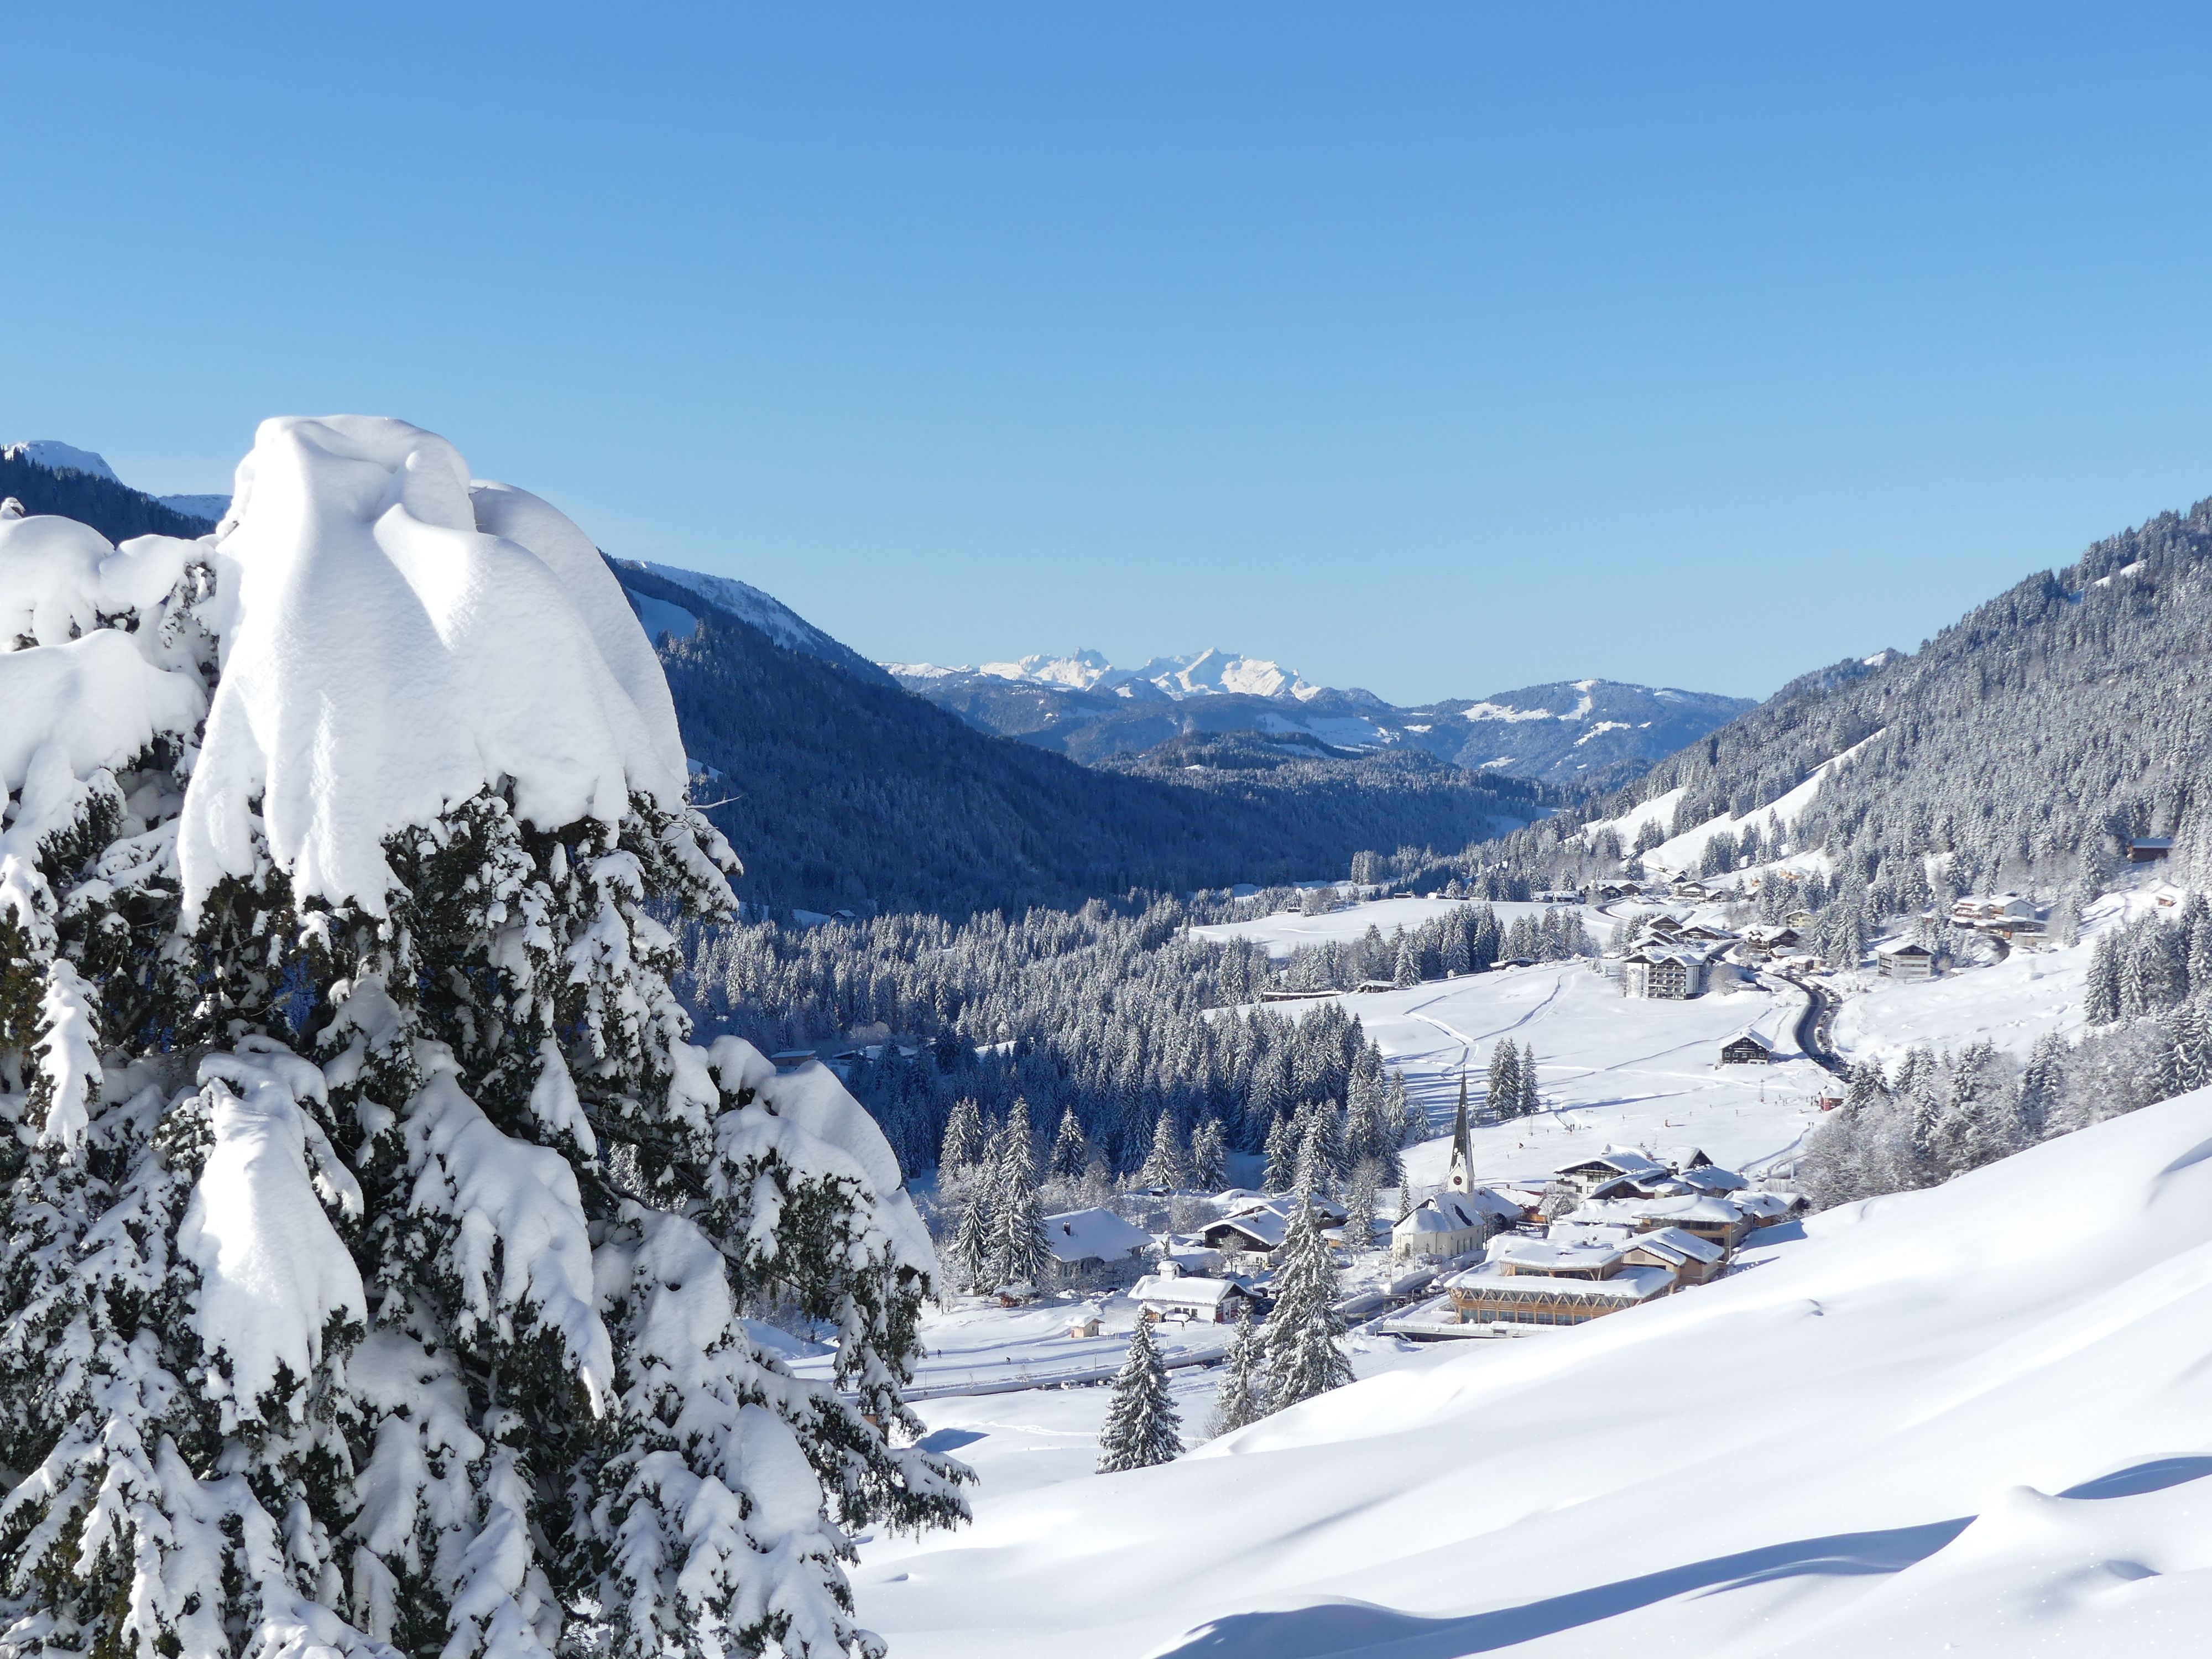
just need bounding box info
[2085,932,2122,1025]
[1343,1160,1382,1254]
[1138,1109,1190,1191]
[1189,1115,1228,1192]
[942,1095,988,1180]
[1262,1110,1300,1192]
[0,424,966,1659]
[947,1182,994,1291]
[1486,1041,1522,1120]
[1263,1177,1354,1410]
[1518,1041,1542,1117]
[1097,1321,1183,1472]
[1207,1308,1270,1436]
[990,1099,1050,1287]
[1048,1103,1093,1180]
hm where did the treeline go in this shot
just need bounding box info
[686,899,1405,1177]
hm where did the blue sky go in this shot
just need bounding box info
[8,2,2212,704]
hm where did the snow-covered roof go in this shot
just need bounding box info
[1569,1193,1747,1230]
[1041,1207,1154,1265]
[1393,1188,1520,1236]
[1485,1233,1630,1275]
[1555,1147,1670,1181]
[1203,1211,1288,1250]
[1678,1166,1750,1194]
[1733,1190,1807,1219]
[1625,1226,1725,1266]
[1130,1275,1249,1309]
[1446,1262,1674,1304]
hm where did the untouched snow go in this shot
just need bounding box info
[1192,898,1619,963]
[1580,734,1879,876]
[857,1086,2212,1658]
[181,417,691,920]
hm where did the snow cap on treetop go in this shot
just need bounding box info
[178,415,700,921]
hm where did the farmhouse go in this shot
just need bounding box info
[1040,1207,1155,1286]
[1129,1274,1256,1324]
[2129,837,2174,863]
[1568,1192,1754,1249]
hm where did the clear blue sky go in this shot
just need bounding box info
[9,2,2212,704]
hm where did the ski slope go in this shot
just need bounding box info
[858,1085,2212,1657]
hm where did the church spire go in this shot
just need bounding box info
[1448,1072,1473,1192]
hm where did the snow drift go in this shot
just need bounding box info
[860,1087,2212,1657]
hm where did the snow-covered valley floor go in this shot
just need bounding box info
[862,1086,2212,1657]
[851,880,2205,1656]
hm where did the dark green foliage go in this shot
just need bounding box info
[0,452,216,542]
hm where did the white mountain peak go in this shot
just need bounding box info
[958,648,1321,702]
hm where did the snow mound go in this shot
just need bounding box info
[858,1086,2212,1658]
[180,416,690,920]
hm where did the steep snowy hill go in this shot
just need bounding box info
[889,654,1750,787]
[859,1085,2212,1657]
[622,558,896,686]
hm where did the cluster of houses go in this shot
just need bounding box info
[1948,893,2044,942]
[1608,912,1739,999]
[1385,1098,1804,1334]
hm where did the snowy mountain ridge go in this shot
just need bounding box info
[891,647,1329,703]
[3,439,231,522]
[888,656,1754,786]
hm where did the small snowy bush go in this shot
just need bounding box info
[0,418,963,1659]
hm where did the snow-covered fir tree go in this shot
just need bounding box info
[1206,1307,1269,1436]
[1262,1176,1354,1411]
[1486,1041,1521,1120]
[1048,1103,1093,1180]
[0,418,964,1659]
[1097,1320,1182,1472]
[1188,1115,1228,1192]
[988,1099,1049,1287]
[1262,1111,1299,1192]
[1518,1041,1542,1117]
[941,1095,987,1183]
[946,1182,994,1292]
[1136,1109,1189,1190]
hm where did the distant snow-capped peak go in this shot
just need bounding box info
[895,647,1324,702]
[3,440,121,482]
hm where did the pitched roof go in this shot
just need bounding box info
[1130,1275,1249,1308]
[1041,1207,1154,1265]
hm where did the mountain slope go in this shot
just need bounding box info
[891,655,1751,787]
[0,445,217,542]
[1522,495,2212,910]
[858,1085,2212,1658]
[614,564,1545,915]
[627,559,896,685]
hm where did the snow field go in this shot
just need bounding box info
[858,1084,2212,1658]
[1191,897,1621,962]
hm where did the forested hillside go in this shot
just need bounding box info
[0,448,216,541]
[1483,495,2212,918]
[622,564,1545,916]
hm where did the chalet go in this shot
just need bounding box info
[1657,1145,1714,1173]
[767,1050,818,1072]
[1738,925,1802,959]
[1485,1227,1634,1279]
[1621,946,1709,1000]
[1676,1164,1749,1194]
[1197,1209,1287,1259]
[1040,1208,1155,1286]
[1066,1311,1103,1339]
[1554,1146,1672,1196]
[1129,1274,1256,1324]
[1355,979,1397,994]
[1719,1031,1773,1066]
[1671,880,1712,900]
[1681,922,1738,945]
[2129,837,2175,863]
[1621,1225,1727,1285]
[1391,1188,1521,1261]
[1732,1190,1810,1227]
[1535,889,1585,905]
[1876,941,1941,981]
[1223,1191,1349,1228]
